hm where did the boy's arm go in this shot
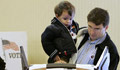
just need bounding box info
[41,26,59,60]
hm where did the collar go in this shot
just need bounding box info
[88,33,106,45]
[96,33,110,50]
[78,32,109,50]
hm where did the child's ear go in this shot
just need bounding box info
[55,14,58,18]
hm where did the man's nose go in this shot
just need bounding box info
[90,28,96,34]
[67,19,71,23]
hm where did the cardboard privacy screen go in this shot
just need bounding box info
[0,32,27,70]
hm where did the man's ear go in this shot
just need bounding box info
[105,25,108,30]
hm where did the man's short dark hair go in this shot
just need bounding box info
[54,1,75,17]
[87,7,109,27]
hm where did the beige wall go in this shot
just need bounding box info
[0,0,120,69]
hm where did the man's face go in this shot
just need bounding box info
[88,22,108,41]
[56,10,74,27]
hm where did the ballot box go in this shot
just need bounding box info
[20,46,110,70]
[29,63,95,70]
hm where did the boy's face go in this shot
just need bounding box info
[56,10,74,27]
[88,22,108,41]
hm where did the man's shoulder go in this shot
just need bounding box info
[77,27,88,37]
[104,34,116,46]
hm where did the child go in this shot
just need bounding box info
[41,1,79,63]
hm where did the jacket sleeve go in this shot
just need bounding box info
[109,44,119,70]
[109,52,119,70]
[0,57,6,70]
[41,26,59,59]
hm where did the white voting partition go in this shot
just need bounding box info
[0,32,27,70]
[20,46,29,70]
[20,46,110,70]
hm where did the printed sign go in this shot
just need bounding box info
[0,32,27,70]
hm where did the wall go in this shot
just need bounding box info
[0,0,120,69]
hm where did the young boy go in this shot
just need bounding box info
[41,1,79,63]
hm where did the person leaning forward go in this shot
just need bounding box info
[70,7,119,70]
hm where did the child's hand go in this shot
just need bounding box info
[54,55,60,61]
[55,60,67,63]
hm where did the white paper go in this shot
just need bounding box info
[29,64,46,70]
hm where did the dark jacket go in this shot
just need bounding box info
[0,57,6,70]
[41,17,79,63]
[78,33,119,70]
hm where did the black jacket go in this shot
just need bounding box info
[0,57,6,70]
[78,33,119,70]
[41,17,79,63]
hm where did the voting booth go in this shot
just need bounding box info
[20,46,110,70]
[0,32,27,70]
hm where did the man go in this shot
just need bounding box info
[70,7,119,70]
